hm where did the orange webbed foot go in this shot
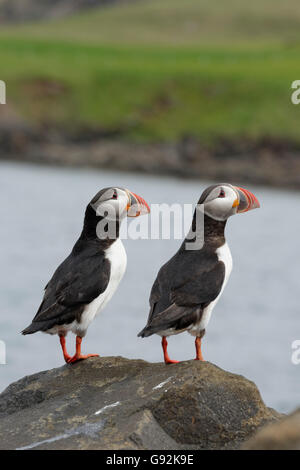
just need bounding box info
[67,353,99,364]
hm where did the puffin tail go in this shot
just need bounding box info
[137,329,145,338]
[137,326,154,338]
[138,304,197,339]
[21,323,40,335]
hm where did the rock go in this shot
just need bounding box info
[243,409,300,450]
[0,357,280,450]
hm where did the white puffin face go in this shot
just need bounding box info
[200,184,238,221]
[91,187,150,221]
[199,183,260,221]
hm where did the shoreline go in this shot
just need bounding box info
[1,125,300,190]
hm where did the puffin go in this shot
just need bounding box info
[22,187,150,363]
[138,183,260,364]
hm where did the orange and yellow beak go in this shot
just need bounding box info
[232,186,260,213]
[125,190,150,217]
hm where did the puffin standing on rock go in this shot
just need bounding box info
[22,187,150,363]
[138,184,260,364]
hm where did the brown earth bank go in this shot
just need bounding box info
[0,356,282,450]
[0,0,136,23]
[1,118,300,190]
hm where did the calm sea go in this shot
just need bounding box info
[0,161,299,413]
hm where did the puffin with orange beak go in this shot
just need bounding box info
[138,183,259,364]
[22,187,150,363]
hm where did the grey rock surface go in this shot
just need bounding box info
[0,356,281,450]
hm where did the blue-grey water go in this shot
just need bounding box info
[0,161,299,413]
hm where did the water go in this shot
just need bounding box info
[0,161,299,413]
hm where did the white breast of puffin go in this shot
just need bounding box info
[74,238,127,335]
[188,242,233,335]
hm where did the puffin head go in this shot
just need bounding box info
[90,187,150,221]
[198,183,260,221]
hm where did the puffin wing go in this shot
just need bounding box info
[170,262,225,307]
[138,258,225,337]
[22,250,110,334]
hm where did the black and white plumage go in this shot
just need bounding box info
[22,187,150,364]
[138,183,260,364]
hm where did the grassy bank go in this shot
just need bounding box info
[1,0,300,142]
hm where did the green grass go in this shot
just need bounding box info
[1,0,300,142]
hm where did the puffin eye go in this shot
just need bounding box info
[218,189,226,198]
[112,191,118,200]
